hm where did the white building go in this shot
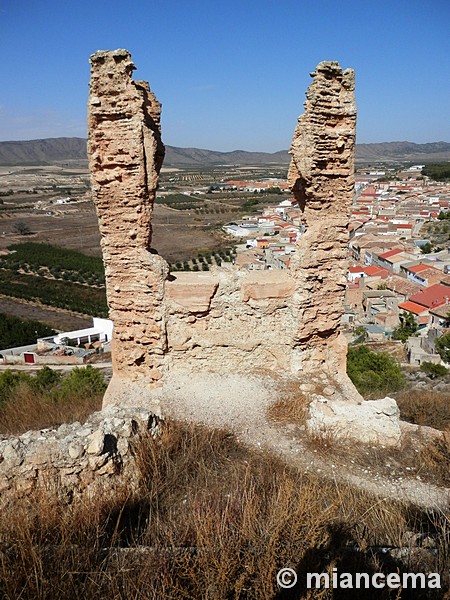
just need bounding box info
[50,318,113,347]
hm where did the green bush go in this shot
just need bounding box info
[435,332,450,363]
[56,366,106,400]
[347,345,405,397]
[419,361,448,379]
[34,366,62,391]
[0,366,105,406]
[0,370,32,404]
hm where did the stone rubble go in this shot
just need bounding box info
[307,396,402,446]
[0,407,160,506]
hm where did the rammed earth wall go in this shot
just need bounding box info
[88,51,360,408]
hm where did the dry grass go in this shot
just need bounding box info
[305,426,450,489]
[0,383,102,435]
[417,432,450,487]
[0,420,448,599]
[267,392,309,425]
[395,389,450,431]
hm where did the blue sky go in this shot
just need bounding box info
[1,0,449,151]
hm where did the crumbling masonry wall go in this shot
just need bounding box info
[0,408,160,507]
[88,50,168,404]
[288,62,357,386]
[88,52,359,407]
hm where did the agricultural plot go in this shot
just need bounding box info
[0,269,107,317]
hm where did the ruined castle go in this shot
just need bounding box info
[0,51,404,507]
[88,50,363,411]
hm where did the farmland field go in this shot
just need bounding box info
[0,162,288,325]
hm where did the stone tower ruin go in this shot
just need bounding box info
[88,50,364,412]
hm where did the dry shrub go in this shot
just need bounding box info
[267,393,309,425]
[305,426,450,489]
[0,420,448,599]
[417,431,450,487]
[395,390,450,431]
[0,484,134,600]
[0,382,102,435]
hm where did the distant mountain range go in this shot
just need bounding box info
[0,137,449,166]
[355,141,450,163]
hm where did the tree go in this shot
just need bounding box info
[420,242,433,254]
[435,332,450,364]
[347,345,405,396]
[13,221,31,236]
[392,311,418,343]
[353,326,368,344]
[0,313,55,350]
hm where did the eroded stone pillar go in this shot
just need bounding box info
[88,49,168,405]
[288,61,357,388]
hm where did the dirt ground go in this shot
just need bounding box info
[0,295,92,331]
[159,372,450,510]
[0,164,256,324]
[0,199,234,262]
[0,163,286,262]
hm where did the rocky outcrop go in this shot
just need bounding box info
[0,407,160,506]
[88,49,168,402]
[307,396,402,446]
[288,61,357,386]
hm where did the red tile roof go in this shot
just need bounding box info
[365,265,388,277]
[378,248,403,260]
[408,263,430,273]
[409,284,450,309]
[398,301,428,315]
[361,186,377,195]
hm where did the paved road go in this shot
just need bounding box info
[0,362,112,374]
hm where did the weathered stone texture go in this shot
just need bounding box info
[88,49,168,395]
[88,54,367,415]
[288,61,357,382]
[307,396,402,446]
[164,269,298,376]
[0,408,161,506]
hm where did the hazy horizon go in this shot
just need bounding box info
[0,137,450,157]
